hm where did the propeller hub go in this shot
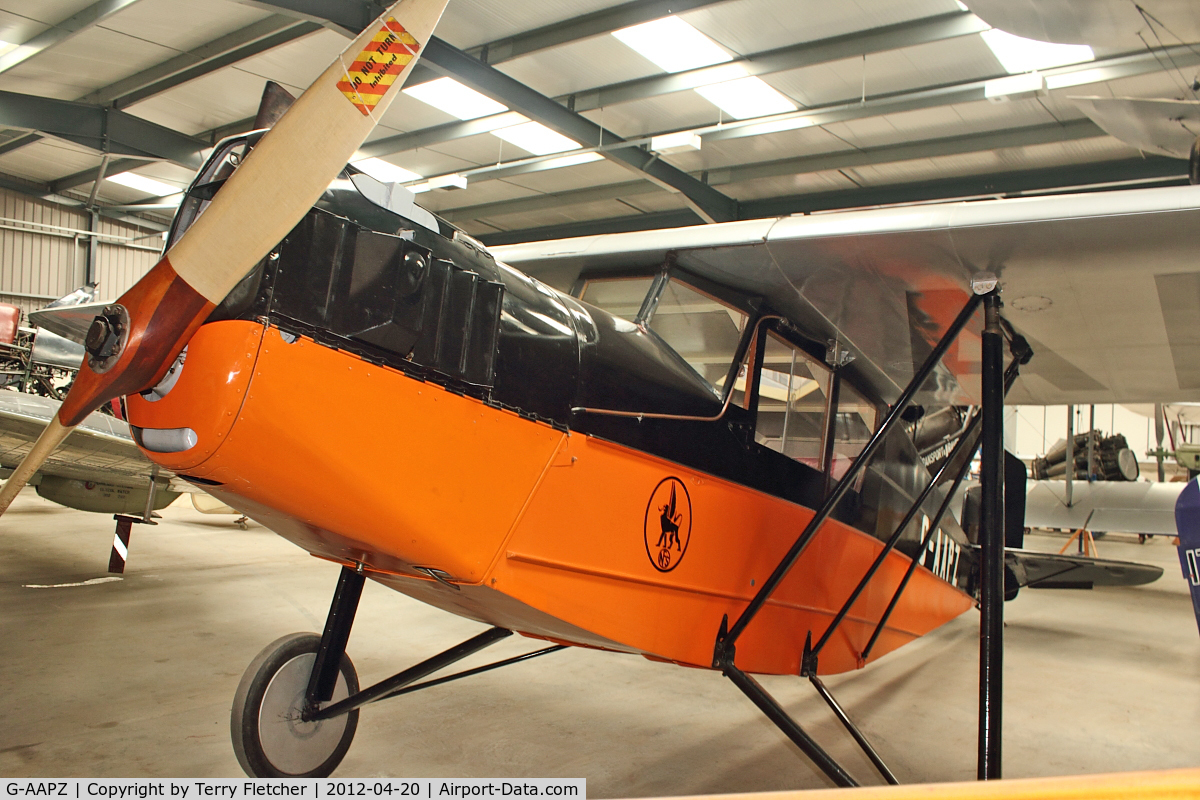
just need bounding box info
[84,304,131,374]
[83,317,110,351]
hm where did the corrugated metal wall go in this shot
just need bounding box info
[0,188,164,320]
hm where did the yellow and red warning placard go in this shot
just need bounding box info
[337,17,420,115]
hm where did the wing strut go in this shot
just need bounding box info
[858,359,1023,663]
[977,292,1005,780]
[713,283,1030,786]
[808,365,1012,664]
[810,341,1028,666]
[714,292,983,658]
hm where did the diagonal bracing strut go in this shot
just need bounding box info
[811,347,1027,667]
[714,287,1031,788]
[714,292,983,665]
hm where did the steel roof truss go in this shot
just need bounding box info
[441,119,1106,222]
[421,37,739,223]
[571,11,987,113]
[0,0,142,74]
[0,91,204,169]
[80,16,322,108]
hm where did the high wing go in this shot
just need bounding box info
[494,184,1200,408]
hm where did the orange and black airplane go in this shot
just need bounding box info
[3,0,1192,784]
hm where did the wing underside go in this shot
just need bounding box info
[495,185,1200,408]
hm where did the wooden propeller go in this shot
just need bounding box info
[0,0,449,516]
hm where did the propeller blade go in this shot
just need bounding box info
[0,416,71,510]
[0,0,448,516]
[252,81,297,130]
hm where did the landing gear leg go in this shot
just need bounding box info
[231,566,365,777]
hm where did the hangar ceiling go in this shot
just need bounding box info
[0,0,1195,245]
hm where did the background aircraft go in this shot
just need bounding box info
[961,0,1200,168]
[1023,424,1182,543]
[0,391,177,516]
[0,288,245,569]
[0,285,161,514]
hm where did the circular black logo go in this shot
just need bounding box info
[644,477,692,572]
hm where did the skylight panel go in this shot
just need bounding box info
[352,157,422,184]
[492,122,581,155]
[612,16,733,73]
[981,29,1094,74]
[106,172,180,197]
[403,77,508,120]
[695,77,797,119]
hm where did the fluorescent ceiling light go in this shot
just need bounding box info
[403,77,508,120]
[409,173,467,193]
[352,157,422,184]
[695,77,797,119]
[984,71,1046,101]
[540,152,604,169]
[612,16,732,73]
[1045,68,1110,90]
[981,29,1094,74]
[0,42,16,58]
[744,116,816,135]
[106,172,180,197]
[650,131,702,153]
[492,122,581,155]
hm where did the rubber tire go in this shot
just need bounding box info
[231,633,359,778]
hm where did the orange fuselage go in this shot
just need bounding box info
[125,319,973,676]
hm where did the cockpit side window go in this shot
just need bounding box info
[831,381,877,480]
[731,320,881,490]
[578,272,751,401]
[165,137,253,250]
[578,276,657,320]
[646,279,748,392]
[752,331,832,469]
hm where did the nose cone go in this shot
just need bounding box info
[124,320,265,472]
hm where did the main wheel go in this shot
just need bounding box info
[231,633,359,777]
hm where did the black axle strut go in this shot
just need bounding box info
[300,565,564,724]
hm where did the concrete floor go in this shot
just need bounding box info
[1,488,1197,791]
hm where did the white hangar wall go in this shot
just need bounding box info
[0,188,163,317]
[1008,404,1162,476]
